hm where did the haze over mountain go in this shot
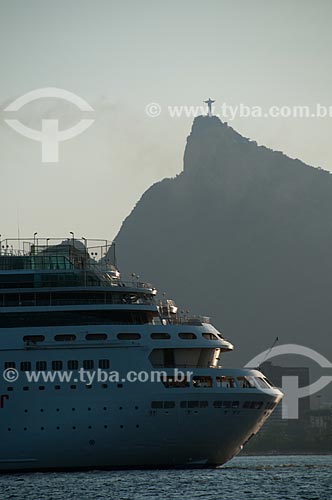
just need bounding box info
[114,115,332,371]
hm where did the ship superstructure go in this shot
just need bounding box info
[0,237,282,471]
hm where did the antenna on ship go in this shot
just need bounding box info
[17,208,21,252]
[259,336,279,369]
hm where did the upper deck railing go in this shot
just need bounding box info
[0,237,157,292]
[0,237,114,271]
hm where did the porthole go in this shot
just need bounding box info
[20,361,31,371]
[99,359,110,369]
[36,361,47,371]
[151,333,170,340]
[52,361,63,370]
[83,360,94,369]
[179,332,197,339]
[117,333,141,340]
[55,334,76,342]
[4,362,16,369]
[24,335,45,343]
[86,333,107,341]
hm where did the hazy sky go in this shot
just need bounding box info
[0,0,331,242]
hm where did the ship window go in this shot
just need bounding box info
[52,361,63,370]
[202,333,218,340]
[68,360,78,370]
[216,376,236,388]
[255,377,271,389]
[23,335,45,343]
[263,377,275,388]
[86,333,107,341]
[179,332,197,339]
[237,376,255,389]
[83,360,94,369]
[151,401,163,409]
[164,401,175,409]
[162,376,190,388]
[151,333,171,340]
[4,361,16,369]
[193,376,212,388]
[117,333,141,340]
[250,401,263,410]
[213,400,239,409]
[36,361,47,371]
[54,334,76,342]
[99,359,110,369]
[151,401,175,409]
[20,361,31,371]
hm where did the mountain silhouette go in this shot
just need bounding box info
[114,115,332,371]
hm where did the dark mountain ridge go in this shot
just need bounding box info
[114,116,332,367]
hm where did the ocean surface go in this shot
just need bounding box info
[0,455,331,500]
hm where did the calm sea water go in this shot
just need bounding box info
[0,455,331,500]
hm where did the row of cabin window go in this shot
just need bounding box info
[6,383,123,391]
[163,375,272,389]
[151,400,270,410]
[22,332,221,343]
[4,359,110,371]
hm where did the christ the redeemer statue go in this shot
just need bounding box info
[204,98,215,117]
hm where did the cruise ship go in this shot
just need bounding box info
[0,237,282,471]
